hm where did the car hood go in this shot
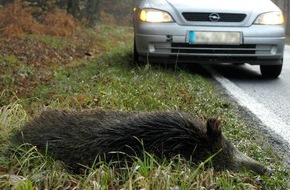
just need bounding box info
[164,0,280,13]
[146,0,281,26]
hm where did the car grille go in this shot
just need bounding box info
[182,12,247,22]
[171,44,256,55]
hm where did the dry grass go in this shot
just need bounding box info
[0,1,134,101]
[0,0,80,37]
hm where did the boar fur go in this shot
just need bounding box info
[12,109,271,175]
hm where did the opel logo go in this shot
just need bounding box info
[209,13,220,22]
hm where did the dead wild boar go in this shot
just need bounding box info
[12,109,271,175]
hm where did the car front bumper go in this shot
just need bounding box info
[134,23,285,65]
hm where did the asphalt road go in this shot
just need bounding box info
[205,45,290,151]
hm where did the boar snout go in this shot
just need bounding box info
[235,151,271,175]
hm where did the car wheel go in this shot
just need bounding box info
[260,60,283,78]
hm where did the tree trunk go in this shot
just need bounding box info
[56,0,68,9]
[67,0,81,19]
[83,0,102,27]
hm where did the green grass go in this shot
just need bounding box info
[0,25,289,189]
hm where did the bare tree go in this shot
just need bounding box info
[56,0,103,27]
[67,0,81,19]
[83,0,102,27]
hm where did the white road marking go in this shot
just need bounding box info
[205,65,290,151]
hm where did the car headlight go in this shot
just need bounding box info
[139,9,174,23]
[254,12,284,25]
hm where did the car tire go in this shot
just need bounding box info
[260,60,283,78]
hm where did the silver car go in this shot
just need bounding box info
[133,0,285,78]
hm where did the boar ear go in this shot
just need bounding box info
[206,118,222,136]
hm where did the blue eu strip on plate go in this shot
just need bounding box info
[189,31,195,44]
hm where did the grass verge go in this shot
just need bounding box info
[286,36,290,45]
[0,25,289,189]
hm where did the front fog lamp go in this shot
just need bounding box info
[254,12,284,25]
[140,9,174,23]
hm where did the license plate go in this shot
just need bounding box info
[188,31,241,45]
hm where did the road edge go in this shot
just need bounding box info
[204,65,290,159]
